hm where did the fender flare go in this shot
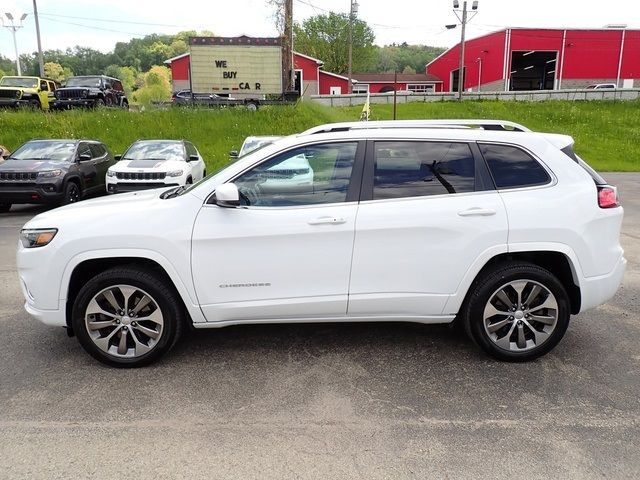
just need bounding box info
[59,248,207,324]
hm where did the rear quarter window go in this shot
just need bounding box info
[479,143,550,189]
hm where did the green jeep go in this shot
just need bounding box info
[0,76,58,109]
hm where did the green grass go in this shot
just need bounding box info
[1,99,639,171]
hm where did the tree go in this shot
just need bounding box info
[293,12,376,75]
[371,44,445,74]
[133,65,172,105]
[44,62,73,83]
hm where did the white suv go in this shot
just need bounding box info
[106,139,206,193]
[17,120,626,367]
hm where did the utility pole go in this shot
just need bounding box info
[33,0,45,78]
[283,0,293,94]
[347,0,358,94]
[450,0,478,100]
[2,13,28,76]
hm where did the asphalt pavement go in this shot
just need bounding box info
[0,173,638,479]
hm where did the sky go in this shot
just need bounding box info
[0,0,638,60]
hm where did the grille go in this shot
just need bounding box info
[116,172,166,180]
[0,89,20,99]
[56,89,88,99]
[0,172,38,181]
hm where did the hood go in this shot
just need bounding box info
[110,159,185,171]
[24,188,169,229]
[0,159,68,172]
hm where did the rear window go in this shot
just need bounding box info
[479,143,550,189]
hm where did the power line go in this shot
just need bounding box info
[38,11,208,29]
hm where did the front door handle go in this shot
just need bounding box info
[308,216,347,225]
[457,208,496,217]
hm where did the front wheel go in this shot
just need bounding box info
[0,203,11,213]
[94,98,105,108]
[61,181,80,205]
[462,262,570,362]
[72,266,184,367]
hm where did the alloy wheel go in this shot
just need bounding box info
[482,280,558,352]
[84,284,164,358]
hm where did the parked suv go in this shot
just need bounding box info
[17,120,625,367]
[0,139,115,211]
[106,140,206,194]
[52,75,128,109]
[0,76,58,109]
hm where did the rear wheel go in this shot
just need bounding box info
[462,262,570,361]
[245,102,258,111]
[72,266,183,367]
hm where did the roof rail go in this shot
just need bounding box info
[300,119,531,135]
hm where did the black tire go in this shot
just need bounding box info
[28,99,41,109]
[61,181,81,205]
[72,266,184,367]
[186,177,193,185]
[94,98,105,108]
[122,100,129,110]
[245,102,258,111]
[462,262,570,362]
[0,203,11,213]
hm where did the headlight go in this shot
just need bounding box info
[38,169,63,178]
[166,170,184,177]
[106,170,116,177]
[20,228,58,248]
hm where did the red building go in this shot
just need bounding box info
[351,73,443,94]
[427,28,640,92]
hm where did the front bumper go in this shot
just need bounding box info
[0,184,64,204]
[24,301,66,327]
[52,98,96,109]
[107,181,179,194]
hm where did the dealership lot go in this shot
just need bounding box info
[0,173,638,478]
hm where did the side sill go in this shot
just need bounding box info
[192,315,456,329]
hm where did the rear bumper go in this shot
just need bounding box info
[579,253,627,313]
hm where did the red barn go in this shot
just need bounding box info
[426,28,640,92]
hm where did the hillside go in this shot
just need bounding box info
[1,100,638,171]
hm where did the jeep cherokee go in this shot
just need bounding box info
[16,120,625,367]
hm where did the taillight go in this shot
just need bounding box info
[597,185,619,209]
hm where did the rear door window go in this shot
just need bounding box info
[372,141,476,200]
[479,143,550,189]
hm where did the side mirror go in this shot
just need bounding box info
[188,154,199,162]
[79,153,92,162]
[229,150,239,159]
[114,154,122,160]
[214,183,240,208]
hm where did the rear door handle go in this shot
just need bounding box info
[308,216,347,225]
[457,208,496,217]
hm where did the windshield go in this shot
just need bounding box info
[0,77,38,88]
[9,141,76,161]
[122,141,185,162]
[66,77,102,88]
[240,137,281,157]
